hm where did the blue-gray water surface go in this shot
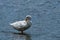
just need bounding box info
[0,0,60,40]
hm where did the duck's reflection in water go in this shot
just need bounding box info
[12,32,32,40]
[1,31,32,40]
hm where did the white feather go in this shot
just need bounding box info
[10,15,32,31]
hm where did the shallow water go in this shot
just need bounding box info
[0,0,60,40]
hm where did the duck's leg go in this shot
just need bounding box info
[21,31,23,34]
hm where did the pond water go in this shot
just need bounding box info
[0,0,60,40]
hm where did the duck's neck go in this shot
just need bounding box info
[25,19,30,23]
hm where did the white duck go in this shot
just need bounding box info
[10,15,32,33]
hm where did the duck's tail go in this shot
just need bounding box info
[9,23,13,26]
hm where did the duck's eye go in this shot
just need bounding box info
[27,17,31,20]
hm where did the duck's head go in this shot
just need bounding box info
[25,15,31,21]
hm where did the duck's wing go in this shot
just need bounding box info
[10,21,27,28]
